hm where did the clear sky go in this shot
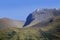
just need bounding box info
[0,0,60,21]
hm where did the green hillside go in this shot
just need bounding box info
[0,16,60,40]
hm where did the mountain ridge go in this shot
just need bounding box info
[23,9,60,27]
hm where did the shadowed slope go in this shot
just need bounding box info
[23,14,34,27]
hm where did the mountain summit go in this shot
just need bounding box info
[23,9,60,27]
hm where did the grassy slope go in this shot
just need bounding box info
[0,16,60,40]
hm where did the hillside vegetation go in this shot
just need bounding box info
[0,16,60,40]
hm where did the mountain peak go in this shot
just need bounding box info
[23,9,60,27]
[36,8,42,12]
[35,8,45,12]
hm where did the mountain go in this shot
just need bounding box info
[0,18,24,30]
[23,9,60,27]
[22,9,60,40]
[0,9,60,40]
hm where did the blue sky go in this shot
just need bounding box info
[0,0,60,21]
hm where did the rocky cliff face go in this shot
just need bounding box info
[23,9,60,27]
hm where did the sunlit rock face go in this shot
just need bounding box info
[23,9,60,27]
